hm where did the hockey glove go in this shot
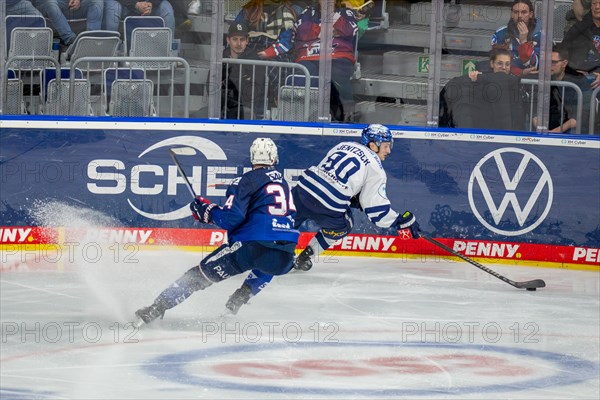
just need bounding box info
[396,211,420,239]
[190,197,217,224]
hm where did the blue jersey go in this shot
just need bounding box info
[210,167,299,244]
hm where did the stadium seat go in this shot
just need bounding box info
[5,15,46,56]
[278,74,319,122]
[123,16,165,55]
[41,68,92,116]
[66,30,121,71]
[130,27,173,70]
[104,68,155,117]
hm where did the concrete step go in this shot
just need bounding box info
[353,73,449,101]
[355,101,427,127]
[360,22,494,53]
[409,2,512,31]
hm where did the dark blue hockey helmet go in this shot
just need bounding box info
[361,124,393,149]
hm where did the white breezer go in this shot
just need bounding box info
[250,138,279,166]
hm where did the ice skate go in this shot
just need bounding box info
[294,246,314,271]
[225,283,253,315]
[133,303,166,328]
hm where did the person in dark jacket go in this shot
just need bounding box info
[222,23,266,119]
[561,0,600,91]
[439,48,526,131]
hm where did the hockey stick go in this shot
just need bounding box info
[420,234,546,291]
[169,147,197,199]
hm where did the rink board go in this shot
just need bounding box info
[0,227,598,271]
[0,118,599,269]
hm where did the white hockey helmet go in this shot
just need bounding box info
[250,137,279,166]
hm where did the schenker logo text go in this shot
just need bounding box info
[468,148,553,236]
[86,136,228,221]
[86,136,303,221]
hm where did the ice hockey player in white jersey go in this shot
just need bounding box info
[224,124,420,315]
[291,123,420,271]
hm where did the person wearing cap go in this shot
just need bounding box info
[222,23,266,119]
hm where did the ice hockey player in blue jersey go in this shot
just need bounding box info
[224,124,420,315]
[134,138,299,326]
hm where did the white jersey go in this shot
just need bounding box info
[297,141,400,228]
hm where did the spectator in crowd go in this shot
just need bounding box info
[439,48,526,130]
[565,0,592,35]
[294,0,359,122]
[343,0,375,38]
[467,47,514,80]
[234,0,300,62]
[491,0,541,77]
[524,46,578,134]
[7,0,42,16]
[234,0,301,109]
[550,45,594,133]
[103,0,176,34]
[561,0,600,90]
[34,0,104,46]
[222,23,266,120]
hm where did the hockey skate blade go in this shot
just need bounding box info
[170,147,197,156]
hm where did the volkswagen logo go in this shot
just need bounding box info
[468,148,553,236]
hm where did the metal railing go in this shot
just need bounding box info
[222,58,312,121]
[72,56,191,118]
[5,55,60,115]
[522,79,584,134]
[4,55,190,117]
[591,86,600,133]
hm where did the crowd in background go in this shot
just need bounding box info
[3,0,600,133]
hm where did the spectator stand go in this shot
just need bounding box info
[124,16,166,55]
[41,67,92,116]
[123,16,206,117]
[277,72,318,122]
[68,56,191,118]
[5,69,25,115]
[5,14,46,52]
[354,1,512,127]
[104,67,154,117]
[64,30,121,68]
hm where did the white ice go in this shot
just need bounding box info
[1,245,598,400]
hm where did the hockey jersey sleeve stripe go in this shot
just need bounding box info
[298,178,348,213]
[365,204,391,223]
[304,169,348,201]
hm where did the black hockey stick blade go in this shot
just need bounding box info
[421,234,546,290]
[169,147,197,199]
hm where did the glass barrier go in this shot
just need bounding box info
[1,0,598,134]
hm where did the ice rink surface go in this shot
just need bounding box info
[1,250,599,400]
